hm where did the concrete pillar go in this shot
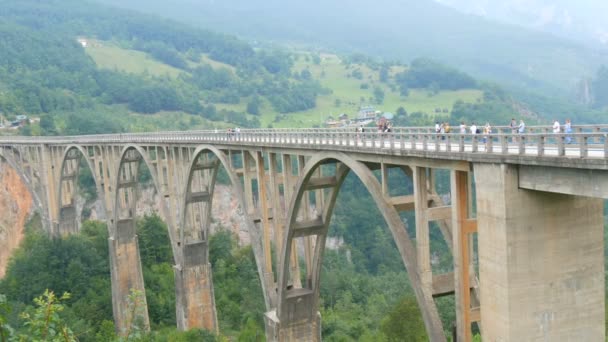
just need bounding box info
[474,163,604,341]
[451,170,478,341]
[59,206,78,234]
[264,309,321,342]
[174,241,218,332]
[413,167,432,291]
[109,219,150,334]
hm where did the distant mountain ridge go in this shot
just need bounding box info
[94,0,608,96]
[434,0,608,47]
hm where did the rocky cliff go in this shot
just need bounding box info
[0,163,33,277]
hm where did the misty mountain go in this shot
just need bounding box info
[434,0,608,47]
[94,0,608,96]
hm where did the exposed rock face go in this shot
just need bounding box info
[0,177,343,277]
[92,183,252,246]
[0,164,33,277]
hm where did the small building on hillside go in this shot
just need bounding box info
[357,106,376,119]
[10,115,28,128]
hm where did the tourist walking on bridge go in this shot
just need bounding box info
[459,121,466,134]
[552,119,561,134]
[482,122,492,143]
[518,120,526,143]
[564,119,572,144]
[510,118,517,143]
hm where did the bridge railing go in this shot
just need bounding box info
[2,128,608,160]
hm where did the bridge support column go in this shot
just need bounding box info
[109,219,150,334]
[59,206,78,235]
[264,309,321,342]
[474,163,604,341]
[174,241,218,332]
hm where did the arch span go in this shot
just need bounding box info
[179,145,271,309]
[275,152,445,341]
[55,145,105,235]
[109,144,180,334]
[112,145,167,233]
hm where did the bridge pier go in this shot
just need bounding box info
[174,241,218,332]
[474,163,604,341]
[58,205,78,235]
[109,218,150,334]
[264,309,321,342]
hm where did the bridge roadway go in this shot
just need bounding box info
[0,125,607,341]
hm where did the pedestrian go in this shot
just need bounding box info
[440,122,445,140]
[509,118,517,143]
[518,119,525,134]
[483,122,491,143]
[459,122,466,134]
[564,119,572,144]
[435,121,441,134]
[552,119,560,134]
[510,118,517,134]
[470,122,477,135]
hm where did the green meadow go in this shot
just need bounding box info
[85,43,482,128]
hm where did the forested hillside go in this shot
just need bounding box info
[2,0,540,135]
[94,0,608,97]
[0,0,329,132]
[0,170,453,341]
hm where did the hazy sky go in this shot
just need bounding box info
[434,0,608,44]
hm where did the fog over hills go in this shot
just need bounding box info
[95,0,608,95]
[434,0,608,46]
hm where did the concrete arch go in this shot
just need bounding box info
[112,144,178,258]
[55,145,105,235]
[276,152,445,341]
[180,145,270,308]
[110,144,174,333]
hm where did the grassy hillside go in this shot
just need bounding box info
[87,42,184,77]
[85,43,482,128]
[93,0,608,97]
[0,0,502,137]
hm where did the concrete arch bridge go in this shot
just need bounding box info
[1,125,607,341]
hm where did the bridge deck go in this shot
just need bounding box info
[2,126,608,170]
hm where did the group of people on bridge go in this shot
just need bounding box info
[431,117,574,144]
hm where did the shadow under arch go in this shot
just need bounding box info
[276,152,445,341]
[179,145,271,316]
[55,145,106,235]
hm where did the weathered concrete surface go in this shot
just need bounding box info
[174,242,218,332]
[475,163,604,341]
[265,309,321,342]
[519,164,608,199]
[109,220,150,334]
